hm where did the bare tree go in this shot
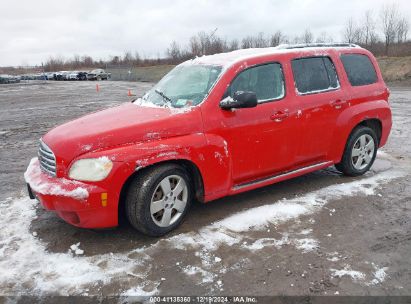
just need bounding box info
[396,17,409,43]
[241,36,254,49]
[228,39,239,51]
[316,31,333,43]
[302,29,313,44]
[167,41,181,61]
[134,52,141,65]
[72,55,81,68]
[270,31,284,46]
[380,3,400,55]
[363,10,378,46]
[344,17,357,43]
[123,51,133,64]
[81,56,94,67]
[254,32,268,48]
[189,36,201,56]
[110,55,120,65]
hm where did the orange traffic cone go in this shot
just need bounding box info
[127,89,132,96]
[96,84,100,93]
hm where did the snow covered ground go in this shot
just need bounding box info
[0,156,405,295]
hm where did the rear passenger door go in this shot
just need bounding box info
[291,56,346,166]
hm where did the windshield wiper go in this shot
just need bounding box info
[154,89,173,104]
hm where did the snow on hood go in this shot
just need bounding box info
[42,102,203,164]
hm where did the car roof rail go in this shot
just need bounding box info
[277,43,360,49]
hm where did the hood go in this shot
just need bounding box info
[43,103,203,165]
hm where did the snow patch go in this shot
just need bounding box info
[331,265,366,281]
[70,243,84,255]
[212,169,404,233]
[295,238,319,253]
[24,158,89,200]
[243,236,290,251]
[133,98,193,114]
[368,265,389,285]
[182,266,214,283]
[0,196,158,295]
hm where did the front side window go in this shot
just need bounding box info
[227,63,285,102]
[291,57,339,94]
[138,64,222,108]
[340,54,378,86]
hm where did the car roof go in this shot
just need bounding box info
[182,43,363,69]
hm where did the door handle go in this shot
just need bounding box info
[331,99,347,109]
[270,110,289,122]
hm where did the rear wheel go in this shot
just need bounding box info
[335,126,378,176]
[125,164,192,236]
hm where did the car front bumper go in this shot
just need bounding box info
[25,158,118,228]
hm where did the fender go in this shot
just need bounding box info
[330,99,392,163]
[72,132,232,203]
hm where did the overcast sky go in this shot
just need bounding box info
[0,0,410,66]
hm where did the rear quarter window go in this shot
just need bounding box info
[340,54,378,86]
[291,57,339,95]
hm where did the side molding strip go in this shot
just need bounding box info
[233,161,333,190]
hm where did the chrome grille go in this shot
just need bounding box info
[38,140,56,176]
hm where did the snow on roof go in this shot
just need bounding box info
[182,43,362,69]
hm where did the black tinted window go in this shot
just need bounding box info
[291,57,339,94]
[340,54,377,86]
[229,63,284,102]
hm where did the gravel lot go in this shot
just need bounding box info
[0,80,410,297]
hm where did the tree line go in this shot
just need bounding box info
[19,3,411,72]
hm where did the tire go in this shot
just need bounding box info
[125,164,193,236]
[335,126,378,176]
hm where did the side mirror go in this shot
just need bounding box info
[220,91,258,110]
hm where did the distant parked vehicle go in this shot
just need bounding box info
[0,74,10,84]
[46,73,56,80]
[77,71,88,80]
[9,75,21,83]
[55,71,69,81]
[20,74,35,80]
[54,72,63,81]
[61,71,70,81]
[0,75,21,84]
[68,71,80,80]
[87,69,109,80]
[35,74,47,81]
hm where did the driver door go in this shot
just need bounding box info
[211,63,301,185]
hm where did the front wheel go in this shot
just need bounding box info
[125,164,192,236]
[335,126,378,176]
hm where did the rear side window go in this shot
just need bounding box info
[291,57,339,94]
[340,54,378,86]
[229,63,285,102]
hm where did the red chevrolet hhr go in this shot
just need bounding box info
[25,43,392,236]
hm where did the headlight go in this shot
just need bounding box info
[69,157,113,182]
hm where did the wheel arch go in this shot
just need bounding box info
[334,117,383,164]
[118,159,205,224]
[357,118,382,145]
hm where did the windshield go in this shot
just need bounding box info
[137,64,222,108]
